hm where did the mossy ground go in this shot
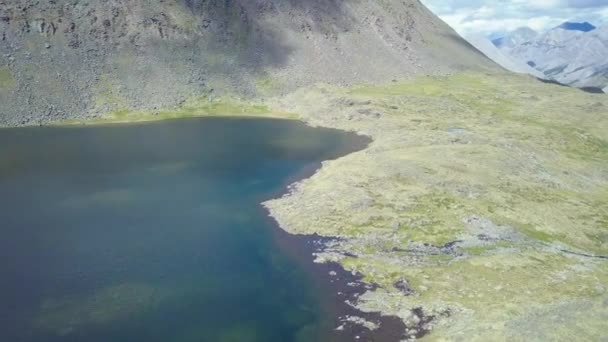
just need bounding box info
[0,66,16,90]
[58,97,297,126]
[264,72,608,340]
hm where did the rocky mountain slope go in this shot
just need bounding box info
[495,23,608,89]
[466,34,542,77]
[0,0,496,126]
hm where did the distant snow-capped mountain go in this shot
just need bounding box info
[493,22,608,90]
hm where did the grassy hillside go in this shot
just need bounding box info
[264,72,608,340]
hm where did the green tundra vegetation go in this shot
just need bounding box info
[0,67,16,90]
[263,71,608,340]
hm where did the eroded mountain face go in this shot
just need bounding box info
[0,0,495,126]
[2,0,286,53]
[495,24,608,90]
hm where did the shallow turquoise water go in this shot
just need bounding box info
[0,117,368,342]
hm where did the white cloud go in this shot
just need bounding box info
[421,0,608,37]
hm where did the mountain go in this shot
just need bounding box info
[496,23,608,89]
[0,0,496,126]
[557,21,596,32]
[466,34,543,77]
[492,27,538,49]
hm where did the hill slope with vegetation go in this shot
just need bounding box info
[265,72,608,340]
[0,0,494,126]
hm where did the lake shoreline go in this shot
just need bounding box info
[253,130,411,341]
[272,227,409,342]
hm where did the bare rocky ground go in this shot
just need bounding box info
[263,72,608,341]
[0,0,494,127]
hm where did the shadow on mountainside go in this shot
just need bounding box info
[0,0,370,125]
[0,0,495,125]
[1,0,358,69]
[536,78,606,94]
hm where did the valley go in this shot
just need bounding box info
[1,0,607,340]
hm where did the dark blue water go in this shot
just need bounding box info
[0,117,368,342]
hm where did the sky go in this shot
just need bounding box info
[421,0,608,37]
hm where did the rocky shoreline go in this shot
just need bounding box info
[263,155,444,341]
[272,230,411,341]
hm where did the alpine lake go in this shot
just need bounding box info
[0,117,370,342]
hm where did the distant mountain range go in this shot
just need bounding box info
[471,22,607,93]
